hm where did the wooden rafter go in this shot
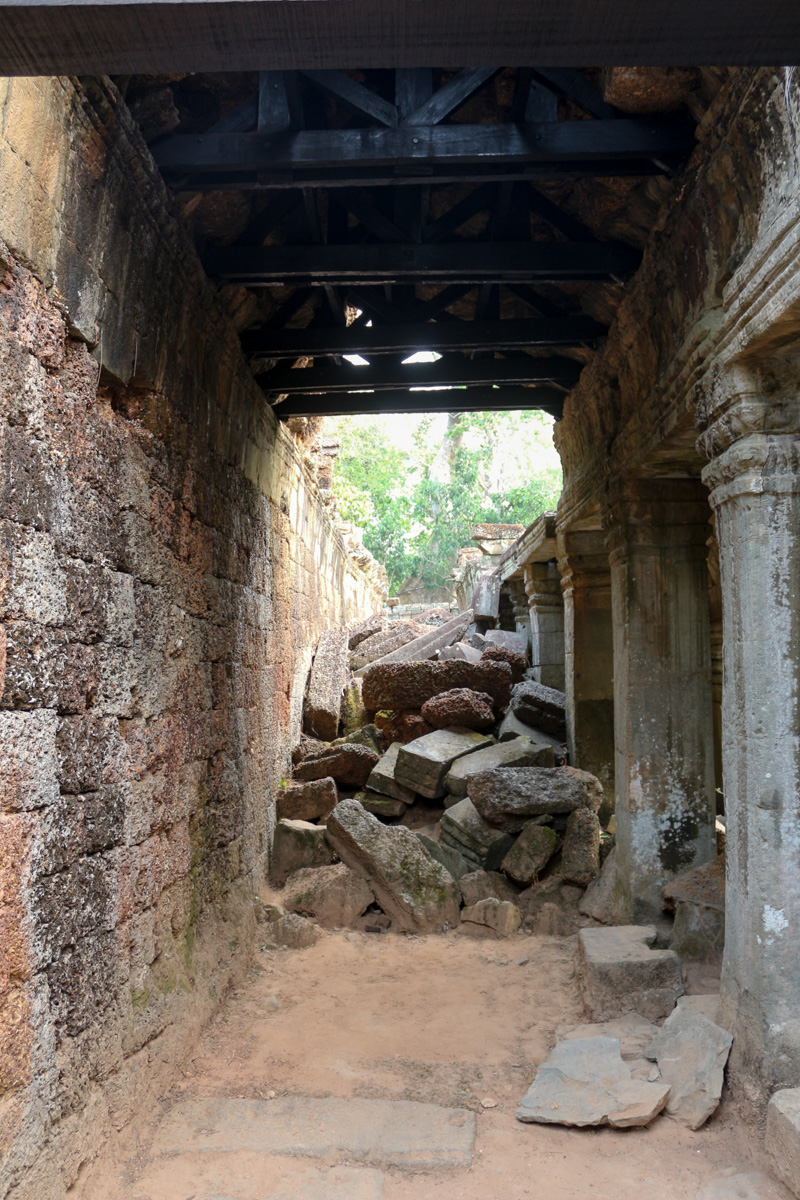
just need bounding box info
[257,353,581,393]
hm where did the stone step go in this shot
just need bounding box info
[152,1095,476,1169]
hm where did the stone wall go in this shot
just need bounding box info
[0,76,381,1198]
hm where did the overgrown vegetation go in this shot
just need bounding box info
[331,409,562,593]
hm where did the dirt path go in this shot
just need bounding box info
[82,928,786,1200]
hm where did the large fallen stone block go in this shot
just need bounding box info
[484,629,528,658]
[361,660,513,713]
[420,688,495,731]
[277,777,338,822]
[265,909,327,949]
[460,869,520,908]
[415,832,470,880]
[501,820,558,886]
[350,620,430,670]
[469,765,603,832]
[438,643,482,663]
[354,610,474,675]
[644,1005,732,1129]
[294,744,379,788]
[366,742,416,804]
[355,790,408,818]
[444,735,554,801]
[556,1013,660,1062]
[395,728,493,799]
[578,846,620,924]
[767,1089,800,1199]
[481,644,527,682]
[519,876,584,936]
[304,628,350,741]
[497,709,564,755]
[561,807,601,887]
[516,1036,670,1128]
[340,677,369,735]
[510,679,567,739]
[348,613,387,651]
[271,819,337,885]
[325,799,461,933]
[332,724,381,755]
[440,798,515,871]
[374,710,433,745]
[663,854,725,961]
[284,863,374,929]
[461,897,522,938]
[577,926,684,1022]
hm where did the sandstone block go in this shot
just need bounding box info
[459,869,520,908]
[362,660,513,713]
[415,832,470,881]
[340,677,369,735]
[293,744,379,788]
[304,628,350,742]
[767,1089,800,1199]
[510,680,567,739]
[348,613,387,651]
[366,742,416,804]
[271,819,337,886]
[438,643,482,663]
[516,1036,670,1128]
[497,709,564,755]
[484,629,528,658]
[461,897,522,937]
[577,926,684,1022]
[292,733,328,765]
[556,1014,660,1062]
[325,799,461,933]
[444,736,555,800]
[440,798,515,872]
[395,728,493,799]
[644,1006,732,1129]
[374,710,433,745]
[420,688,495,731]
[501,821,558,886]
[354,790,408,818]
[354,609,474,674]
[269,910,326,949]
[663,854,725,961]
[561,808,601,887]
[332,723,381,755]
[579,847,620,924]
[350,620,430,670]
[276,777,337,822]
[284,864,374,929]
[469,766,603,832]
[519,877,584,936]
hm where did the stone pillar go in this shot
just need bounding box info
[699,376,800,1091]
[605,479,717,924]
[523,562,564,690]
[556,532,614,807]
[506,577,533,652]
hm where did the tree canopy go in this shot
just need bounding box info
[330,409,562,593]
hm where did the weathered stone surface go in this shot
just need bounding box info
[348,613,388,651]
[355,790,408,818]
[440,799,515,872]
[277,777,338,823]
[366,742,417,804]
[677,994,724,1025]
[644,1006,732,1129]
[501,821,559,886]
[767,1090,800,1200]
[561,808,601,887]
[444,736,555,800]
[262,908,327,949]
[484,629,528,658]
[284,864,374,929]
[663,853,725,960]
[154,1095,476,1169]
[350,620,430,670]
[438,643,482,664]
[305,628,350,741]
[294,744,379,788]
[510,680,567,739]
[663,854,725,911]
[460,869,520,908]
[480,643,527,682]
[577,926,684,1022]
[373,710,434,745]
[271,819,337,886]
[516,1036,670,1128]
[354,610,474,674]
[333,724,381,755]
[415,833,470,881]
[325,800,461,933]
[362,660,513,713]
[461,898,522,938]
[556,1014,660,1062]
[519,877,584,936]
[420,688,495,731]
[395,729,493,800]
[341,677,370,735]
[265,1165,386,1200]
[469,766,603,832]
[497,709,564,754]
[578,847,620,924]
[292,733,329,765]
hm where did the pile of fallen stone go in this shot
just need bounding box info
[261,611,613,945]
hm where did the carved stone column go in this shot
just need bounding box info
[698,369,800,1092]
[506,577,533,653]
[556,532,614,811]
[522,562,564,690]
[605,478,717,923]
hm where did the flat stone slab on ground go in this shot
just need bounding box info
[556,1014,659,1061]
[153,1096,475,1169]
[440,798,515,871]
[395,728,493,799]
[264,1166,385,1200]
[444,735,555,800]
[577,925,684,1022]
[767,1088,800,1198]
[469,765,603,832]
[697,1172,791,1200]
[366,741,416,804]
[644,1005,732,1129]
[304,628,350,742]
[677,993,724,1025]
[516,1036,669,1128]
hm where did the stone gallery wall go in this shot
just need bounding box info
[0,76,381,1198]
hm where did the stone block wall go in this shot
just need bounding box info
[0,76,381,1198]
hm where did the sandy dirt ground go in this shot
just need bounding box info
[80,927,790,1200]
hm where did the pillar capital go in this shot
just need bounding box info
[556,528,611,600]
[603,476,712,562]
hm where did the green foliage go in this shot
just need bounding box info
[331,408,562,592]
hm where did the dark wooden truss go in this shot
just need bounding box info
[151,66,697,420]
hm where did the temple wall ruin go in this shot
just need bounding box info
[0,76,381,1199]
